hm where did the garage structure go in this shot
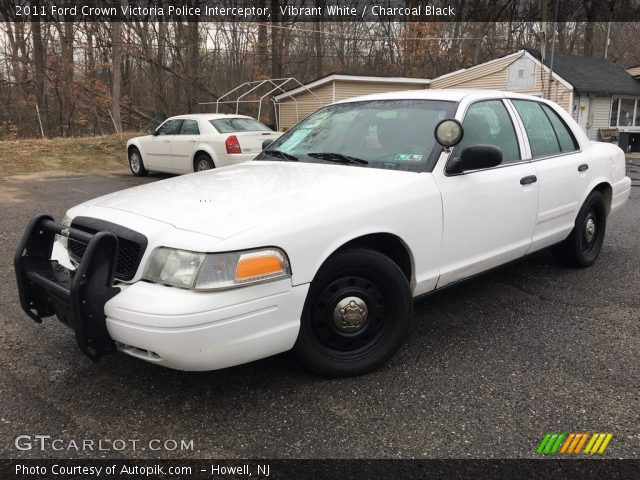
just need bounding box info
[273,74,430,130]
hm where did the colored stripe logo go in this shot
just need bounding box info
[537,433,613,455]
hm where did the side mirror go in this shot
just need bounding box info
[434,119,463,147]
[446,145,502,174]
[147,127,157,136]
[262,139,274,150]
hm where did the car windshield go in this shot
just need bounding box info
[256,99,457,172]
[209,118,272,133]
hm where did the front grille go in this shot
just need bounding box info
[68,217,147,281]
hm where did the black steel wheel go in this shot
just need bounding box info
[128,147,148,177]
[295,249,412,377]
[552,190,606,267]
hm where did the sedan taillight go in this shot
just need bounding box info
[225,135,242,154]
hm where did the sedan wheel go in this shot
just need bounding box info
[552,190,606,267]
[195,154,214,172]
[128,148,148,177]
[295,249,412,377]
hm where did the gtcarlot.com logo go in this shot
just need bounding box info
[15,435,194,452]
[537,432,613,455]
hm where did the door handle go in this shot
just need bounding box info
[520,175,537,185]
[188,140,197,143]
[578,163,589,172]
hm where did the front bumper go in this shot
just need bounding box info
[105,280,308,371]
[15,214,308,371]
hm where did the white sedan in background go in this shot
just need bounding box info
[126,114,281,176]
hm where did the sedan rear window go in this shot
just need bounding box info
[209,118,271,133]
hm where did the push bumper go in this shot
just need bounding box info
[14,214,120,360]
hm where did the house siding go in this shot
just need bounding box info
[431,55,517,89]
[277,83,332,130]
[431,52,572,112]
[626,66,640,77]
[590,96,614,140]
[334,81,425,102]
[277,81,427,130]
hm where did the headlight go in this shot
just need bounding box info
[143,247,290,290]
[55,214,72,248]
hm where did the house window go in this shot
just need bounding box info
[610,97,640,127]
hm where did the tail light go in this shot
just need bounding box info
[225,135,242,154]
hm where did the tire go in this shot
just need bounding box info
[194,153,214,172]
[552,190,606,268]
[128,147,148,177]
[294,248,412,377]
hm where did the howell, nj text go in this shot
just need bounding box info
[209,463,271,476]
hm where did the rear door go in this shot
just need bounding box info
[433,98,539,287]
[509,99,587,251]
[171,118,200,172]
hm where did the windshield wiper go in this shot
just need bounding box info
[307,152,369,166]
[262,149,298,162]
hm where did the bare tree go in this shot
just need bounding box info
[32,19,47,136]
[111,22,122,133]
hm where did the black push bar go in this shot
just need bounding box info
[14,214,121,361]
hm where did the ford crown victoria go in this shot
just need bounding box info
[14,90,631,376]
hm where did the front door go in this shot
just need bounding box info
[145,118,183,170]
[433,99,539,287]
[576,95,591,136]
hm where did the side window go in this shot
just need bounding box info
[540,104,578,152]
[456,100,520,164]
[179,119,200,135]
[512,100,562,157]
[156,119,182,136]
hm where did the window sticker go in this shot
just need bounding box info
[395,154,423,162]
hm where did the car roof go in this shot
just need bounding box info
[332,89,546,104]
[168,113,256,120]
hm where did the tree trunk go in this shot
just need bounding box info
[271,0,282,78]
[185,21,199,112]
[314,0,324,77]
[156,22,168,114]
[32,19,47,137]
[583,22,595,57]
[582,1,596,56]
[111,22,123,133]
[257,0,267,77]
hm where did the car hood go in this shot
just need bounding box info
[79,161,423,239]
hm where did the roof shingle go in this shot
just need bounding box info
[527,48,640,96]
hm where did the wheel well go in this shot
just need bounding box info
[335,233,413,283]
[593,182,612,215]
[193,150,213,170]
[127,145,139,155]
